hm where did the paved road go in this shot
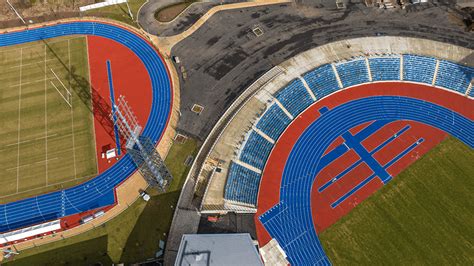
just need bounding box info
[170,1,473,141]
[137,0,237,36]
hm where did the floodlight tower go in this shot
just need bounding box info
[111,95,172,192]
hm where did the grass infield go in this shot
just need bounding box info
[320,136,474,265]
[0,36,97,204]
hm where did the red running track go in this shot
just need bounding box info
[87,36,153,173]
[255,83,473,246]
[49,36,156,229]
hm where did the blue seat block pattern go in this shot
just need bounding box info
[336,59,370,87]
[369,57,401,81]
[239,131,273,170]
[224,162,261,205]
[275,79,314,117]
[256,104,292,140]
[403,54,436,84]
[435,60,474,94]
[303,64,340,99]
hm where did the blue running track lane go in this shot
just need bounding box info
[259,96,473,265]
[0,22,172,233]
[106,60,121,155]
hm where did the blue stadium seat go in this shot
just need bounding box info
[239,131,273,170]
[369,56,401,81]
[256,104,292,140]
[403,54,436,84]
[435,60,474,94]
[303,64,340,99]
[336,58,370,87]
[275,79,314,117]
[224,162,261,205]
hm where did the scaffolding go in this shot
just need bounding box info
[111,95,172,192]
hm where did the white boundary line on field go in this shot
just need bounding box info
[16,48,23,193]
[68,39,78,179]
[9,77,55,88]
[85,36,100,176]
[9,58,56,69]
[0,36,84,55]
[44,44,49,185]
[4,134,58,148]
[7,157,59,171]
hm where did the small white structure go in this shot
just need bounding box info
[106,148,117,159]
[79,0,127,11]
[0,220,61,245]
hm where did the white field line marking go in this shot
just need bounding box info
[44,44,49,185]
[16,48,23,193]
[4,134,58,148]
[9,77,55,87]
[50,68,72,97]
[68,39,78,179]
[6,157,59,171]
[86,36,100,175]
[8,58,56,69]
[0,36,84,55]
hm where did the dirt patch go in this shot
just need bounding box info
[154,2,194,23]
[0,0,93,21]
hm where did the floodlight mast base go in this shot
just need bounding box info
[111,95,172,192]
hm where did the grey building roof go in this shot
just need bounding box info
[175,233,263,266]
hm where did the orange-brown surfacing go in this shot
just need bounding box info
[255,83,473,247]
[310,122,446,232]
[87,36,153,173]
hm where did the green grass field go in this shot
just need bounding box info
[320,136,474,265]
[0,36,97,203]
[5,137,200,265]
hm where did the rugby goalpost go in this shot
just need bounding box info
[49,68,72,108]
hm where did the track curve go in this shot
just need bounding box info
[259,95,474,265]
[0,21,172,232]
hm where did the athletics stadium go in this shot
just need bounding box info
[0,0,472,265]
